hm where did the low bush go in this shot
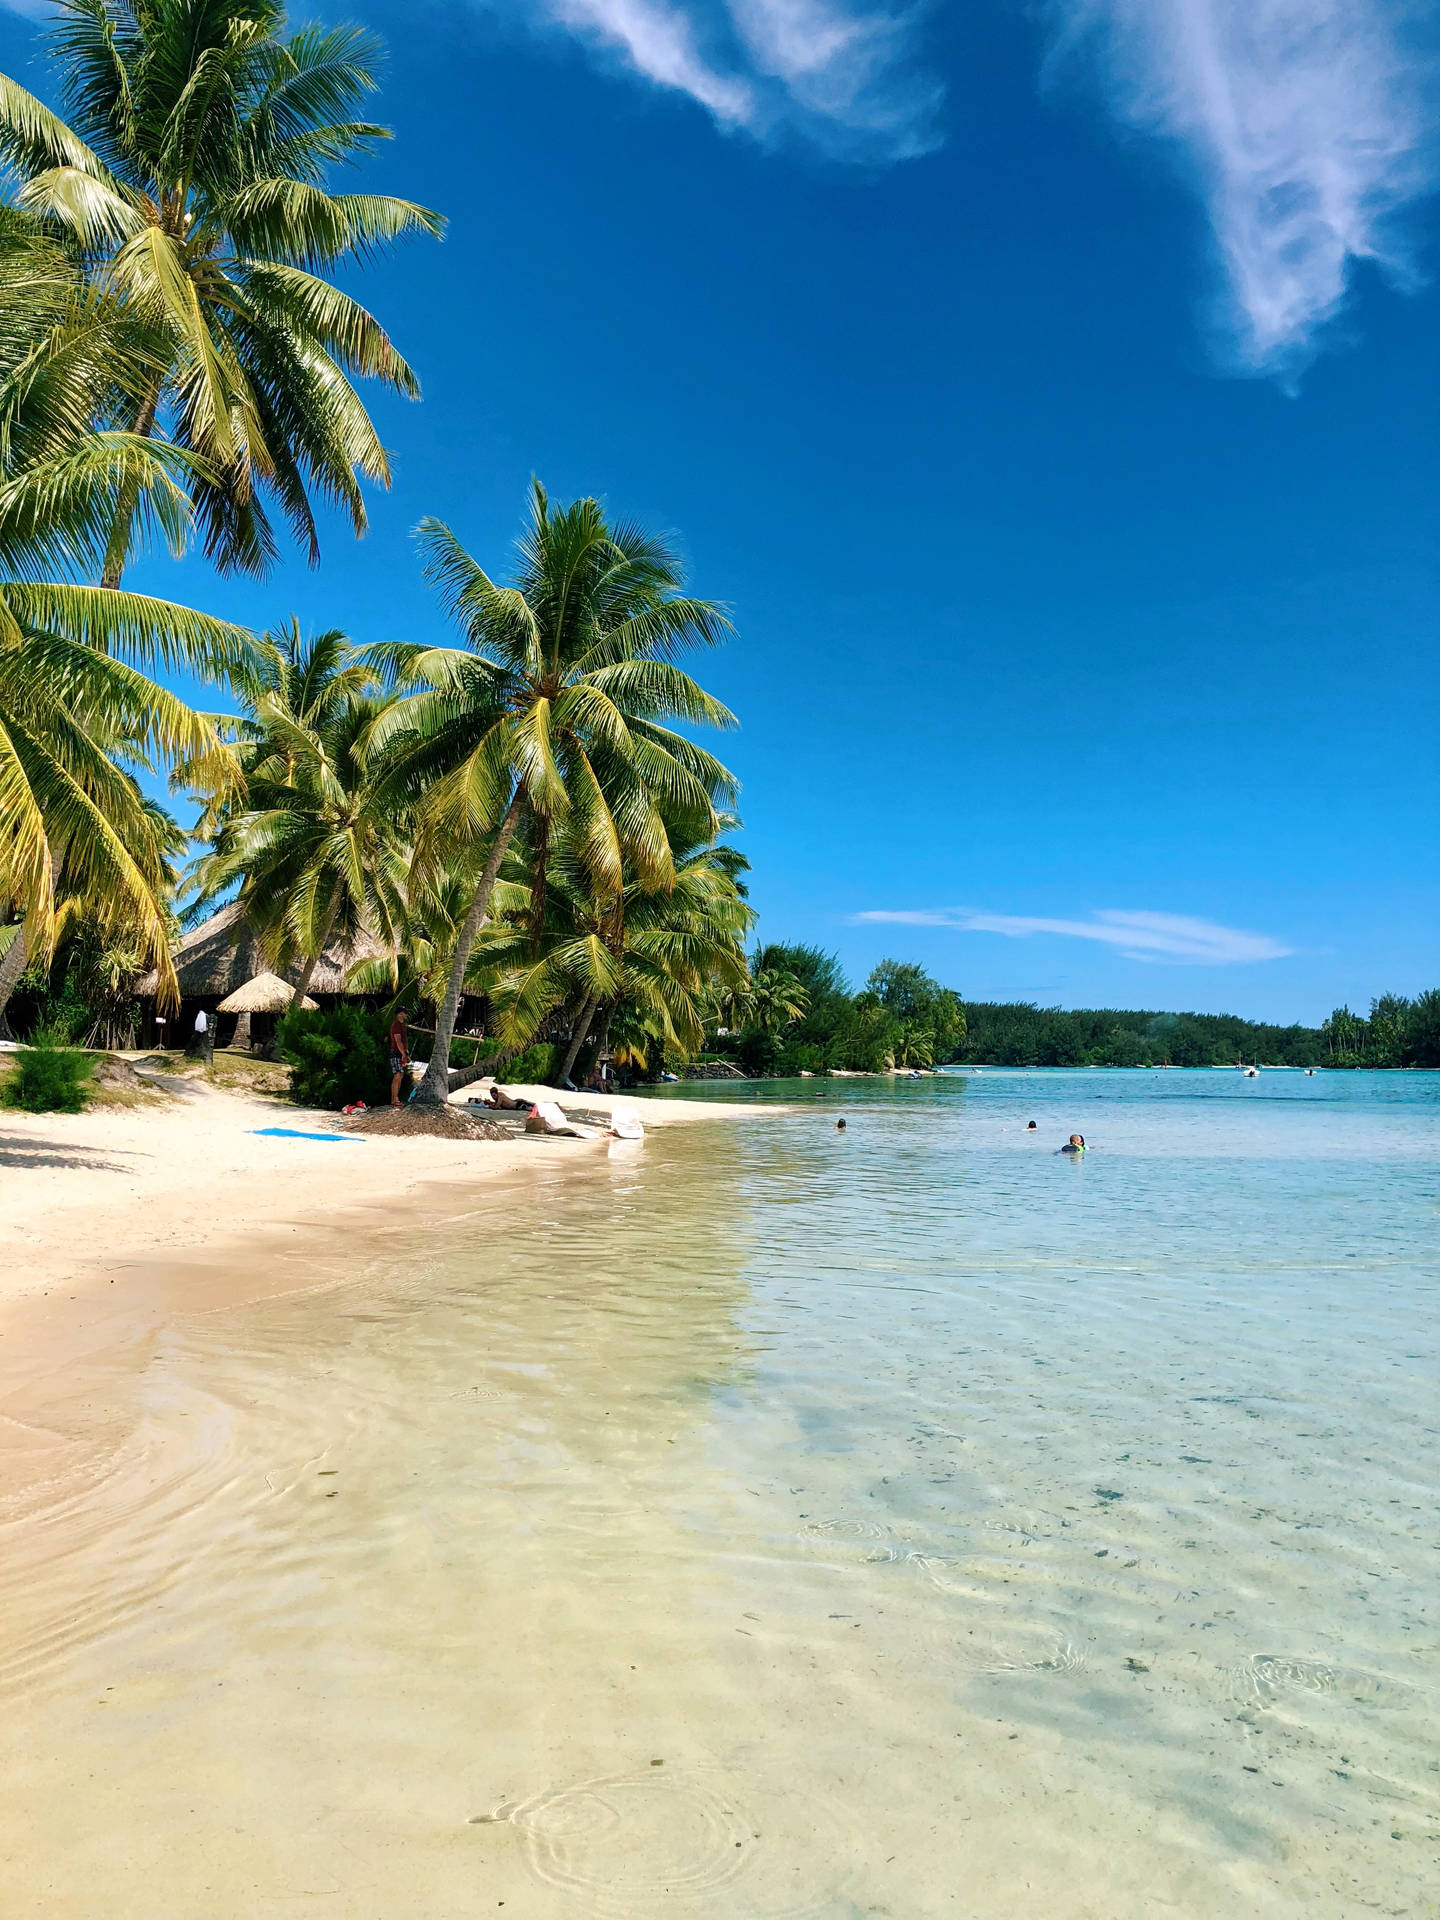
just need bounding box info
[0,1028,94,1113]
[504,1041,559,1085]
[276,1003,393,1110]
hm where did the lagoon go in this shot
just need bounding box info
[2,1069,1436,1916]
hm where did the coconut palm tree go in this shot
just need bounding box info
[0,584,244,1032]
[16,792,188,1045]
[190,621,407,1000]
[0,0,442,584]
[368,481,739,1105]
[721,964,809,1039]
[344,851,529,1019]
[0,204,211,579]
[0,197,251,1035]
[473,822,753,1087]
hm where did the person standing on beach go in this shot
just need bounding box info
[389,1010,411,1108]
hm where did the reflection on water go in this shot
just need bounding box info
[2,1072,1438,1917]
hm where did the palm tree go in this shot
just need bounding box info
[0,583,245,1033]
[21,792,188,1045]
[191,621,407,1002]
[0,205,211,577]
[723,964,809,1039]
[0,1,442,584]
[368,481,739,1106]
[0,199,252,1034]
[475,823,753,1087]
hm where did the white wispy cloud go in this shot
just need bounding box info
[496,0,942,158]
[543,0,758,125]
[1044,0,1438,376]
[853,907,1292,964]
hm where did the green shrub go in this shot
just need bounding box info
[504,1041,559,1085]
[0,1028,94,1113]
[276,1003,393,1110]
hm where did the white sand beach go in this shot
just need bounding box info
[0,1073,759,1307]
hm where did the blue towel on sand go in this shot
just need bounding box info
[252,1127,360,1143]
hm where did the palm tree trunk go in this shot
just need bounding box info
[526,814,550,955]
[231,1009,252,1052]
[414,791,525,1107]
[557,988,599,1088]
[0,915,31,1039]
[101,382,162,590]
[291,896,341,1004]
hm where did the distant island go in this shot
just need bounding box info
[701,947,1440,1075]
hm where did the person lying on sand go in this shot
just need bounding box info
[484,1084,532,1112]
[1058,1133,1086,1154]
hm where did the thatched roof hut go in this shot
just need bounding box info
[217,972,318,1015]
[136,904,390,1001]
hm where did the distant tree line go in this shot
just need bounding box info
[955,1003,1325,1068]
[699,951,1440,1074]
[1318,994,1440,1069]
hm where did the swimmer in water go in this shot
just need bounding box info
[1059,1133,1085,1154]
[1027,1120,1038,1131]
[836,1118,846,1131]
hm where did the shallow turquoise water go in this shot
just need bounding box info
[2,1070,1437,1916]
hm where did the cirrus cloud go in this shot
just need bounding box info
[477,0,1438,375]
[852,907,1293,964]
[1042,0,1439,378]
[481,0,943,159]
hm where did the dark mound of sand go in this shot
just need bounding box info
[343,1104,514,1141]
[93,1055,148,1090]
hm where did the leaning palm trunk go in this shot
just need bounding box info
[290,896,342,1005]
[557,988,600,1087]
[230,1009,252,1052]
[414,792,525,1107]
[0,914,31,1038]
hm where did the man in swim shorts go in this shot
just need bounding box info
[389,1009,410,1107]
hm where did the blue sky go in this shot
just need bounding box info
[3,0,1437,1023]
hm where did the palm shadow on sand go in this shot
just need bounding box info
[0,1131,134,1174]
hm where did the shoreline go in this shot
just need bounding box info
[0,1075,767,1309]
[0,1077,774,1513]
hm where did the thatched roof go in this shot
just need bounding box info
[137,903,389,999]
[218,971,318,1015]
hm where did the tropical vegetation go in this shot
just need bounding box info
[0,0,440,584]
[1318,994,1440,1070]
[361,483,740,1104]
[703,947,965,1077]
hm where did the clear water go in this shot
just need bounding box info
[2,1070,1437,1916]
